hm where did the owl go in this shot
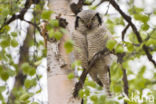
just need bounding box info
[72,10,113,96]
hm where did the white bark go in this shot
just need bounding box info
[47,0,80,104]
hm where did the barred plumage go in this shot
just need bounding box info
[72,10,113,96]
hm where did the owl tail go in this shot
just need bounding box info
[98,68,112,96]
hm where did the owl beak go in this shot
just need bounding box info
[87,23,92,29]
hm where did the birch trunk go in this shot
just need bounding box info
[47,0,80,104]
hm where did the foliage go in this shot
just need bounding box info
[0,0,48,103]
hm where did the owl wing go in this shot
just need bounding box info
[87,25,113,96]
[72,30,88,69]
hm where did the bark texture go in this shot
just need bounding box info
[47,0,81,104]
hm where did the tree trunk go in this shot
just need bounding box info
[8,25,33,103]
[47,0,80,104]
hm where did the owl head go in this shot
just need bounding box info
[75,10,102,33]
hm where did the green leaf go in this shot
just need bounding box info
[19,93,30,101]
[128,6,144,15]
[0,86,6,92]
[115,18,125,25]
[1,25,10,33]
[78,89,84,98]
[90,95,98,102]
[21,63,36,76]
[146,39,156,46]
[106,39,117,51]
[85,81,96,88]
[11,32,17,37]
[11,39,18,47]
[34,60,42,66]
[134,14,149,23]
[24,79,37,89]
[84,88,90,96]
[7,69,16,76]
[24,79,31,89]
[29,67,36,76]
[90,6,97,10]
[36,89,42,94]
[1,39,10,48]
[0,93,4,100]
[113,83,122,92]
[67,73,74,80]
[51,19,59,27]
[115,44,124,53]
[64,40,74,53]
[99,95,106,102]
[54,31,63,40]
[41,10,53,20]
[124,42,134,52]
[71,60,81,69]
[1,71,9,81]
[60,28,67,34]
[141,23,149,31]
[2,7,9,16]
[48,29,54,38]
[122,61,129,69]
[21,63,30,75]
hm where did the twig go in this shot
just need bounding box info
[122,24,130,41]
[95,0,105,7]
[105,0,112,15]
[122,68,129,104]
[23,19,42,35]
[117,53,129,104]
[144,28,156,41]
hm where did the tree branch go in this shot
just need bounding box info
[122,68,129,104]
[122,24,130,41]
[73,48,110,97]
[23,19,42,35]
[70,0,85,15]
[117,53,129,104]
[73,48,130,99]
[103,0,156,67]
[8,26,33,103]
[0,0,40,33]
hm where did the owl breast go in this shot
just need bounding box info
[87,26,109,61]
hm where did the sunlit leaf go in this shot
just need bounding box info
[67,73,74,80]
[21,63,30,75]
[79,89,84,98]
[1,71,9,81]
[90,95,98,102]
[29,67,36,76]
[19,93,30,101]
[51,19,59,27]
[11,39,18,47]
[115,44,124,53]
[64,40,74,53]
[106,39,117,51]
[54,31,63,40]
[41,10,53,20]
